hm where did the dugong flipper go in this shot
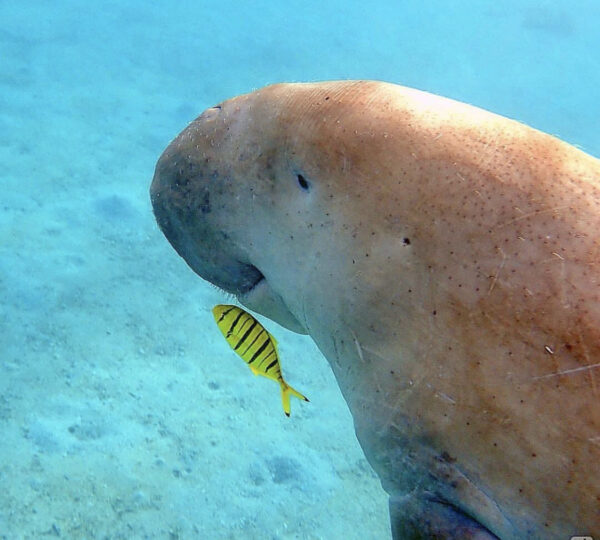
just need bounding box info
[150,81,600,539]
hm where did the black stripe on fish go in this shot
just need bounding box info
[241,329,265,357]
[265,358,278,373]
[234,314,254,337]
[234,320,258,351]
[249,336,270,364]
[256,348,275,368]
[257,348,278,372]
[227,310,245,335]
[219,306,237,323]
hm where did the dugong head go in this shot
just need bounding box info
[151,82,387,337]
[151,81,600,539]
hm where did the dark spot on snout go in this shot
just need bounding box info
[438,451,456,464]
[199,190,211,214]
[403,237,411,245]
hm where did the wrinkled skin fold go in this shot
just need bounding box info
[151,81,600,539]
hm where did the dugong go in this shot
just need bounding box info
[150,81,600,539]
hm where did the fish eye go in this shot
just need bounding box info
[296,173,310,192]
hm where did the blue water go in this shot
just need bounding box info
[1,1,598,538]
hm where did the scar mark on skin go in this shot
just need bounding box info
[577,327,598,399]
[532,362,600,380]
[351,328,365,365]
[588,436,600,447]
[436,391,456,404]
[496,205,570,228]
[488,247,507,294]
[301,293,310,335]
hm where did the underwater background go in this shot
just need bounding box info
[1,1,599,538]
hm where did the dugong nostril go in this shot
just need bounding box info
[200,105,222,121]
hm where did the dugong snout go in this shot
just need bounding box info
[150,123,265,296]
[150,104,307,334]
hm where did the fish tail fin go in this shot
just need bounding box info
[280,382,310,417]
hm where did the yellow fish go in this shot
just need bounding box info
[212,304,309,417]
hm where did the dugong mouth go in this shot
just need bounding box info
[237,275,308,335]
[218,261,265,297]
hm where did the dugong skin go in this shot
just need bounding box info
[150,81,600,539]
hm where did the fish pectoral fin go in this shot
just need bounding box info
[249,366,260,376]
[280,383,310,417]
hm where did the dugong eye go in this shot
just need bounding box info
[296,173,310,192]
